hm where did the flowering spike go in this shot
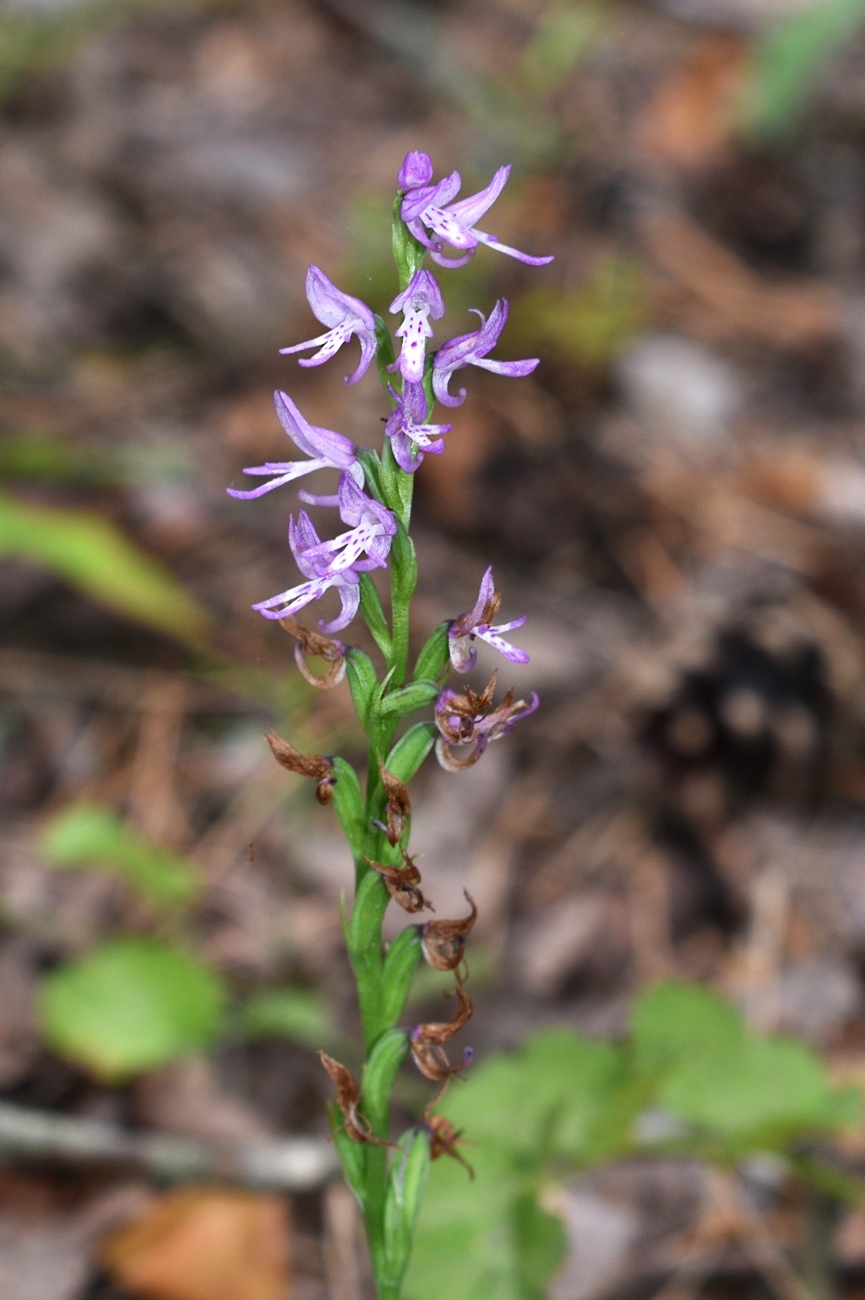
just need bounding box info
[433,300,539,407]
[449,566,528,673]
[400,158,553,268]
[280,266,377,385]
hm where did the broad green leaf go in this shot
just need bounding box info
[745,0,865,141]
[0,492,209,647]
[39,802,200,908]
[241,988,336,1050]
[385,723,438,784]
[379,680,439,719]
[330,757,366,859]
[40,939,226,1080]
[359,573,392,659]
[384,1131,431,1291]
[346,648,379,729]
[412,623,450,684]
[632,981,743,1075]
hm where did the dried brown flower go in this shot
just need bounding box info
[280,616,347,689]
[410,979,474,1081]
[265,730,335,805]
[435,672,498,746]
[423,1101,475,1177]
[318,1052,393,1147]
[365,850,433,914]
[421,890,477,970]
[377,763,411,846]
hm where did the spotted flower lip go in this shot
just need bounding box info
[389,269,445,384]
[435,680,539,771]
[432,299,539,408]
[384,381,451,474]
[399,152,554,268]
[449,565,528,673]
[279,265,377,385]
[252,480,396,632]
[227,390,361,501]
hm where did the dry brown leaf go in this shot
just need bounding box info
[637,34,748,169]
[643,207,840,349]
[101,1188,290,1300]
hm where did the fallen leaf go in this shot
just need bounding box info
[637,33,749,169]
[101,1188,290,1300]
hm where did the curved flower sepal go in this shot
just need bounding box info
[432,300,539,408]
[384,381,451,474]
[398,152,554,268]
[388,269,445,384]
[449,566,528,673]
[227,390,360,501]
[365,850,433,914]
[264,729,335,805]
[410,978,474,1081]
[421,890,478,971]
[280,265,377,386]
[435,673,539,771]
[319,1052,396,1147]
[279,615,347,689]
[252,511,362,632]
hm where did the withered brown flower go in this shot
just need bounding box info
[319,1052,393,1147]
[376,763,411,846]
[424,1107,475,1177]
[434,672,498,746]
[280,615,347,689]
[265,730,335,805]
[410,979,474,1081]
[421,890,477,970]
[365,850,433,914]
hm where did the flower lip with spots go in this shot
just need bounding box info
[449,565,528,673]
[433,299,539,408]
[279,265,377,385]
[227,390,362,501]
[384,381,451,474]
[252,476,396,630]
[389,269,445,385]
[399,151,554,268]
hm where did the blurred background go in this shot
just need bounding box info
[8,0,865,1296]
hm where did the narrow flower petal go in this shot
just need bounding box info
[445,166,511,228]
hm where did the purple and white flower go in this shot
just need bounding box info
[384,380,451,474]
[449,566,528,673]
[253,477,397,631]
[433,299,539,408]
[389,270,445,384]
[399,152,554,269]
[279,266,376,386]
[435,681,539,772]
[227,390,362,501]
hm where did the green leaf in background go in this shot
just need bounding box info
[745,0,865,141]
[40,802,201,908]
[632,981,857,1140]
[40,939,226,1080]
[241,988,338,1051]
[509,258,646,368]
[520,1,608,93]
[0,493,210,647]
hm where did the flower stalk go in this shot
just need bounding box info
[227,151,549,1299]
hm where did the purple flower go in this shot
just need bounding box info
[279,266,376,385]
[449,566,528,673]
[253,478,397,631]
[433,299,539,407]
[399,152,554,269]
[384,381,451,474]
[435,680,539,772]
[227,390,361,501]
[388,270,445,384]
[252,511,363,632]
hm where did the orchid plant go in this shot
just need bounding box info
[228,151,551,1300]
